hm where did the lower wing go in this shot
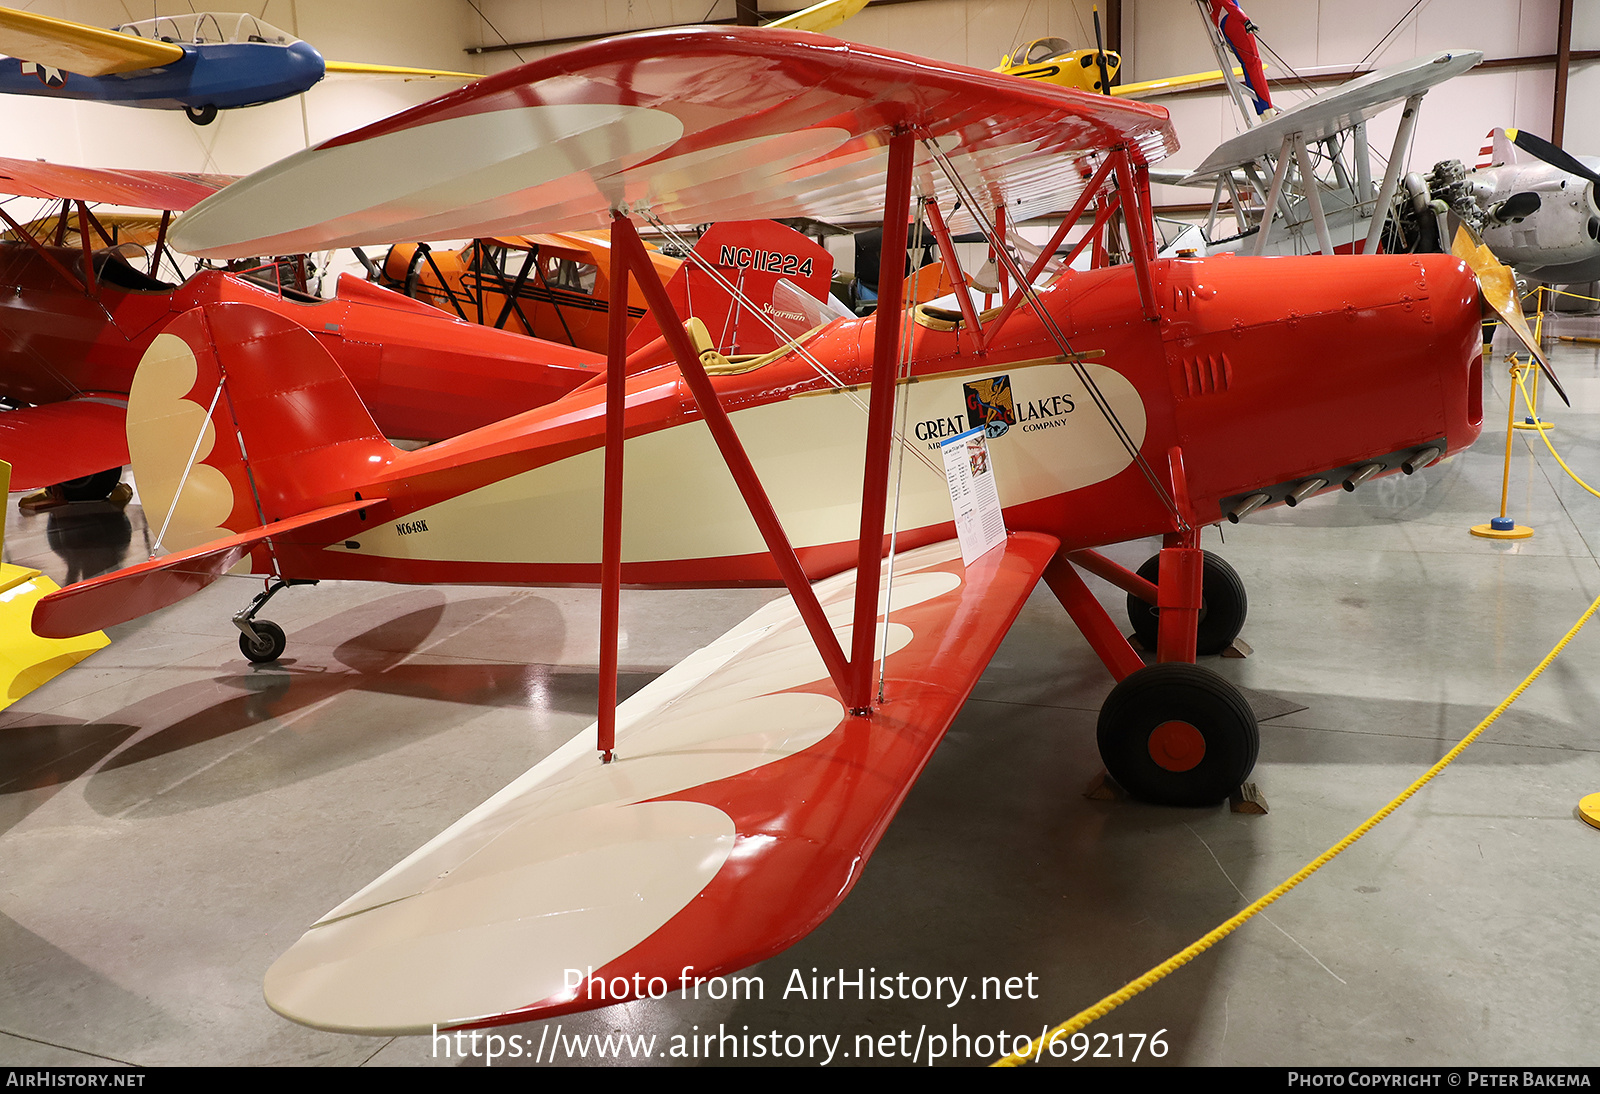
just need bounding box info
[264,532,1060,1034]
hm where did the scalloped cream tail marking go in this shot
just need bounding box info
[126,332,236,553]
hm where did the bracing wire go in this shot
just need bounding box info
[878,202,927,703]
[151,381,225,556]
[921,141,1188,533]
[638,210,945,481]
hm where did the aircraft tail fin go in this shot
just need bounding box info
[1479,127,1519,169]
[625,220,837,356]
[131,302,394,556]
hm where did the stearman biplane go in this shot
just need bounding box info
[32,26,1502,1036]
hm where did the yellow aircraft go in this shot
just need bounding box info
[995,37,1120,92]
[996,36,1243,99]
[0,460,109,711]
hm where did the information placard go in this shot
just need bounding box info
[940,426,1007,566]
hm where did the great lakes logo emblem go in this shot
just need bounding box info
[964,375,1016,439]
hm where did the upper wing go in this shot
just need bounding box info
[0,5,184,76]
[170,27,1176,259]
[0,396,127,491]
[0,156,234,211]
[1184,49,1482,179]
[263,533,1058,1034]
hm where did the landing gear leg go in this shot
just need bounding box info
[1126,549,1247,656]
[1046,543,1259,806]
[233,578,316,663]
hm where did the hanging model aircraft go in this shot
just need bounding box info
[1411,128,1600,285]
[0,7,479,125]
[0,156,610,498]
[31,26,1502,1036]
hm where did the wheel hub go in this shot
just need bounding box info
[1147,720,1206,772]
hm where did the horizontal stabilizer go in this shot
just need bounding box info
[32,498,376,639]
[0,396,127,490]
[323,60,480,81]
[264,532,1059,1034]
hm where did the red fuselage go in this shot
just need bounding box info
[0,243,603,441]
[179,251,1483,589]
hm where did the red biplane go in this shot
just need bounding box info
[0,156,605,497]
[33,27,1490,1036]
[378,219,835,358]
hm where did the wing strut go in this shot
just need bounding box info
[1361,93,1424,255]
[593,131,916,754]
[0,203,87,294]
[980,153,1119,348]
[926,141,1187,535]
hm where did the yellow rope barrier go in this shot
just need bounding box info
[994,591,1600,1065]
[1539,286,1600,305]
[996,329,1600,1066]
[1515,370,1600,499]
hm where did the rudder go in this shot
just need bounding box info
[130,302,393,554]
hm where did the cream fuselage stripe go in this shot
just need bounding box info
[337,363,1145,566]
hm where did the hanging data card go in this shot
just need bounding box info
[940,426,1007,566]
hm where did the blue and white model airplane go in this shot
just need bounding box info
[0,7,478,124]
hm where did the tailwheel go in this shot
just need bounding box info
[1097,662,1259,807]
[1127,550,1248,656]
[185,103,219,125]
[239,621,286,664]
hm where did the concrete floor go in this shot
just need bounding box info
[3,331,1599,1068]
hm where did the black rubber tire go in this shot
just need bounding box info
[185,104,218,126]
[1096,662,1259,807]
[239,621,286,664]
[55,467,123,502]
[1126,550,1248,656]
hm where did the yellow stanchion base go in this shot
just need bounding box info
[1580,794,1600,830]
[1514,419,1553,431]
[1470,523,1534,539]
